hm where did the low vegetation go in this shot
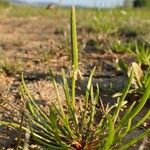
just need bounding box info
[133,0,150,7]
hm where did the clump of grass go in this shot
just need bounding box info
[1,6,150,150]
[2,63,150,149]
[111,40,132,53]
[39,50,55,63]
[0,48,22,76]
[116,60,150,99]
[133,43,150,66]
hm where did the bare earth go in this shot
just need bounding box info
[0,14,149,149]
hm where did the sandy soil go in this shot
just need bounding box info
[0,15,149,149]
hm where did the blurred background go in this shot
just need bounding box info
[1,0,150,8]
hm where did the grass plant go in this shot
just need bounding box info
[116,60,150,100]
[133,44,150,65]
[128,63,150,98]
[111,41,132,53]
[0,48,22,76]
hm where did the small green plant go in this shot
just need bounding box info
[128,63,150,97]
[133,43,150,65]
[1,6,150,150]
[116,60,150,98]
[1,65,150,149]
[0,48,22,76]
[113,41,150,64]
[39,50,55,63]
[111,40,132,53]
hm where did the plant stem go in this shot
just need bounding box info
[71,6,78,108]
[71,6,78,71]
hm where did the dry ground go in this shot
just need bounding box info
[0,7,150,149]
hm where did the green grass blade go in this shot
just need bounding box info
[118,129,150,150]
[101,115,115,150]
[62,70,79,135]
[80,67,96,131]
[89,85,99,127]
[31,129,69,150]
[129,81,150,119]
[113,69,134,123]
[0,121,30,132]
[51,71,76,139]
[51,72,65,118]
[21,73,52,125]
[85,85,95,140]
[15,112,25,150]
[88,84,99,130]
[0,120,58,146]
[85,84,100,143]
[52,104,76,139]
[115,101,136,132]
[130,110,150,131]
[28,117,54,137]
[48,106,65,146]
[85,67,96,109]
[118,118,132,139]
[62,69,71,107]
[145,74,150,88]
[20,84,39,120]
